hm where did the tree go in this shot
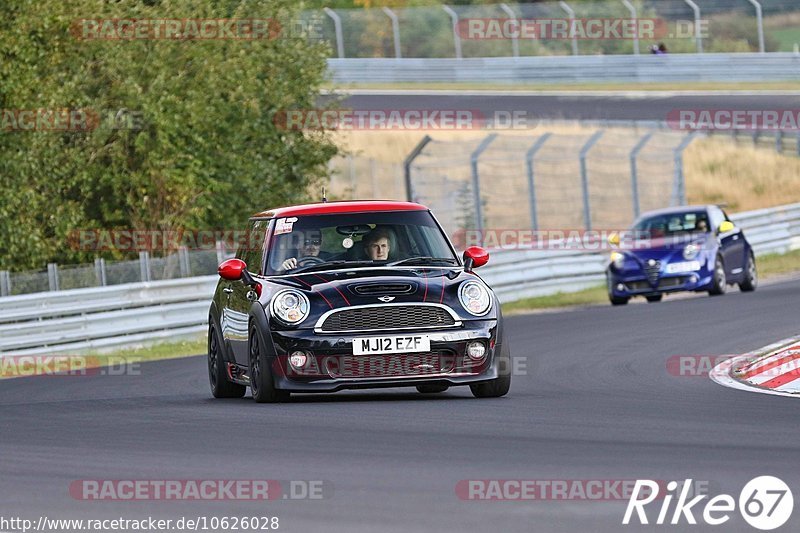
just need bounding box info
[0,0,338,270]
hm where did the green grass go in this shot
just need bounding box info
[501,248,800,314]
[328,81,800,92]
[88,336,207,360]
[771,28,800,52]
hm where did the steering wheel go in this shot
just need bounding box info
[297,256,325,267]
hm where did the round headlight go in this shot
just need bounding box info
[459,280,492,316]
[610,251,625,269]
[270,289,310,325]
[683,243,699,260]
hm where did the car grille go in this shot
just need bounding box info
[644,260,661,284]
[327,352,456,378]
[626,276,688,292]
[318,305,457,332]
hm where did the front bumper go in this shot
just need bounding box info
[268,319,500,392]
[608,266,714,297]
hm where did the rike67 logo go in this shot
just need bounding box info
[623,476,793,530]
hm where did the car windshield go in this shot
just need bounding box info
[632,211,710,238]
[265,210,458,275]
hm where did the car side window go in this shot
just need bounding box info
[237,220,268,274]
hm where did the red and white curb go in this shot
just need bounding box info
[711,336,800,397]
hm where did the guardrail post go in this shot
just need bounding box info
[630,131,655,219]
[404,135,433,202]
[499,3,520,58]
[621,0,640,55]
[673,132,698,206]
[579,131,605,230]
[470,133,497,233]
[323,8,345,59]
[683,0,703,53]
[47,263,59,291]
[179,246,191,277]
[525,133,552,230]
[94,258,107,286]
[558,1,579,56]
[747,0,765,53]
[775,130,783,153]
[0,270,10,297]
[442,5,462,59]
[139,251,151,282]
[216,240,226,266]
[382,7,402,58]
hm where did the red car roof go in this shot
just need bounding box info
[252,200,428,219]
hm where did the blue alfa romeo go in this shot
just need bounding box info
[606,205,757,305]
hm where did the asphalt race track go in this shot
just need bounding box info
[2,278,800,533]
[333,91,800,122]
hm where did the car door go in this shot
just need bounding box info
[710,206,745,279]
[222,219,269,365]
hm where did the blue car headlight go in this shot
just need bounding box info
[683,243,700,260]
[610,251,625,270]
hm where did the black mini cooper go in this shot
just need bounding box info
[207,200,510,402]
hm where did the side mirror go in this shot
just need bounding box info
[718,221,735,234]
[218,258,246,281]
[463,246,490,272]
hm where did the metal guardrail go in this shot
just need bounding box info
[1,203,799,355]
[327,53,800,84]
[0,277,217,355]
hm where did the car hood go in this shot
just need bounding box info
[624,235,713,263]
[261,267,491,325]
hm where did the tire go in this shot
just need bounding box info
[416,383,449,394]
[470,345,511,399]
[739,252,757,292]
[708,256,727,296]
[207,321,246,399]
[646,294,663,303]
[249,325,289,403]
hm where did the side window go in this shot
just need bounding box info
[708,207,725,232]
[237,220,268,274]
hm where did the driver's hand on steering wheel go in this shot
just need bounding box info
[281,257,298,271]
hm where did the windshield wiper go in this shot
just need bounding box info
[291,260,376,274]
[388,256,458,267]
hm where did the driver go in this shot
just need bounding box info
[362,227,392,261]
[280,229,324,271]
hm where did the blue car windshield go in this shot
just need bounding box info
[633,211,710,237]
[265,210,457,275]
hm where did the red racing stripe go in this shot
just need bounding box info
[293,276,333,309]
[313,274,350,306]
[422,273,428,302]
[439,271,446,303]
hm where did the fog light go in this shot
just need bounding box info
[690,274,698,283]
[289,351,308,369]
[467,341,487,360]
[616,283,625,291]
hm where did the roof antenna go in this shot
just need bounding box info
[322,187,328,203]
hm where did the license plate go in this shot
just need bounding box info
[352,335,430,355]
[665,260,701,274]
